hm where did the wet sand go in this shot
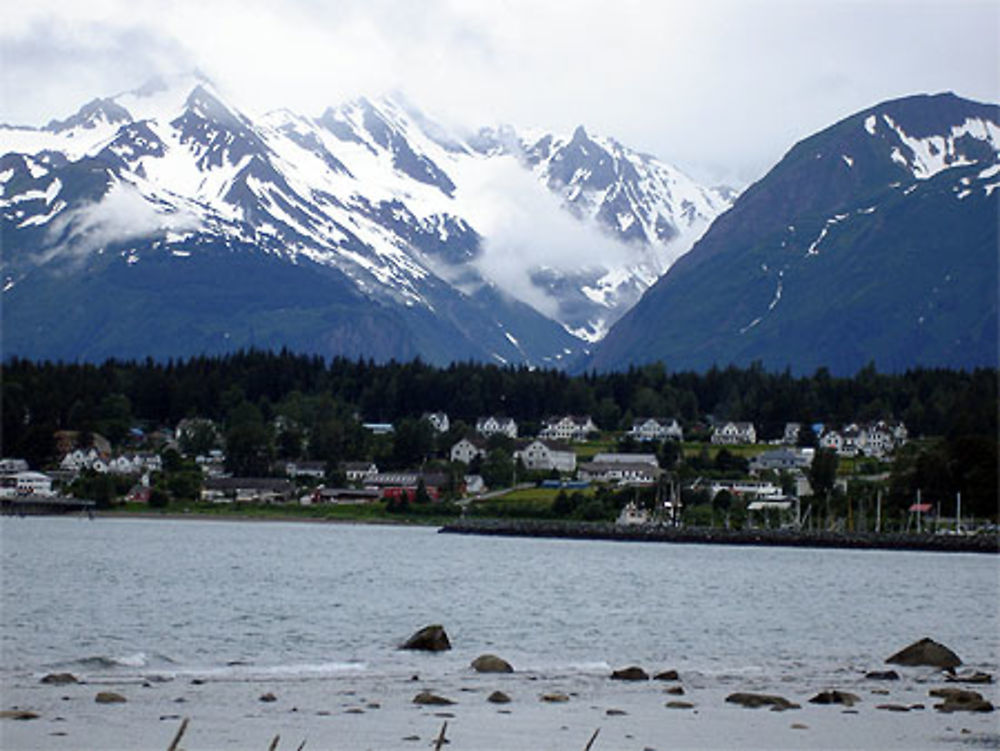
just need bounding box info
[3,665,998,750]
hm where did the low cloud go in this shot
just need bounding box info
[451,153,636,318]
[42,182,199,264]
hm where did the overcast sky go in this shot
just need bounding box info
[2,0,997,184]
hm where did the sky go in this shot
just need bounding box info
[1,0,997,185]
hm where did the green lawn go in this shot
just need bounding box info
[681,442,769,460]
[107,500,457,525]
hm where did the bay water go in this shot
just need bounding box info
[2,517,998,749]
[3,517,997,684]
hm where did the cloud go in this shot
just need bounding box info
[2,0,997,185]
[43,182,199,264]
[449,153,636,318]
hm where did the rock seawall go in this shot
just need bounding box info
[439,519,999,554]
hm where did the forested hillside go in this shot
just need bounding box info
[4,351,995,454]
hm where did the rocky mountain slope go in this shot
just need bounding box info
[1,76,732,365]
[587,93,999,375]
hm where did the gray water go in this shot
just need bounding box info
[2,517,998,686]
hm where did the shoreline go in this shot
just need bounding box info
[6,510,998,554]
[439,519,1000,554]
[4,657,998,750]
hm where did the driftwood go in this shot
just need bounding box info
[583,727,600,751]
[166,718,189,751]
[164,720,306,751]
[433,721,449,751]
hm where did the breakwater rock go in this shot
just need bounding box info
[439,519,999,554]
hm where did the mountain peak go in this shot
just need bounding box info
[44,97,132,133]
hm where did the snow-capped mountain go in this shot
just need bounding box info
[1,75,733,365]
[588,93,1000,375]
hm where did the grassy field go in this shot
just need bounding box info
[681,442,769,460]
[107,500,457,525]
[573,437,618,461]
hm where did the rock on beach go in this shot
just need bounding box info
[809,690,860,707]
[471,654,513,673]
[726,692,800,711]
[94,691,127,704]
[929,688,995,713]
[611,666,650,681]
[40,673,79,685]
[413,691,455,706]
[401,625,451,652]
[886,638,962,669]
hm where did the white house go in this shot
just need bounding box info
[820,420,907,458]
[782,423,802,445]
[476,416,518,439]
[538,416,597,442]
[286,460,327,479]
[341,461,379,483]
[422,412,450,434]
[1,471,55,497]
[579,460,661,486]
[0,458,29,473]
[60,448,102,472]
[749,448,813,474]
[106,453,163,475]
[514,440,577,473]
[711,421,757,445]
[450,437,488,464]
[627,417,684,442]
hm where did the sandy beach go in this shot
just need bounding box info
[3,661,998,750]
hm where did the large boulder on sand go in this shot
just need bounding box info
[726,692,800,710]
[930,688,995,713]
[471,654,513,673]
[611,666,650,681]
[95,691,127,704]
[413,690,455,706]
[886,638,962,669]
[809,690,860,707]
[40,673,79,685]
[401,625,451,652]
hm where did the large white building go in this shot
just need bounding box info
[538,416,597,442]
[0,471,55,497]
[711,421,757,445]
[476,416,518,439]
[451,437,488,464]
[627,417,683,442]
[515,440,577,473]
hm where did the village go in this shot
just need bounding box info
[2,408,956,535]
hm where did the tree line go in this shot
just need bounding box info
[2,350,996,521]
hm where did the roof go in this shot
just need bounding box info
[204,477,294,491]
[591,452,659,466]
[523,439,575,453]
[581,461,661,474]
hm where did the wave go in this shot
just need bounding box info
[64,651,175,670]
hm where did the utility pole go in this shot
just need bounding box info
[956,491,962,534]
[916,488,922,533]
[875,489,882,534]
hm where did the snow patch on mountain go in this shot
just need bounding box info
[876,113,1000,180]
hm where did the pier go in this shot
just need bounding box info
[440,519,1000,554]
[1,496,97,516]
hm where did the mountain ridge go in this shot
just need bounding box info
[2,75,732,365]
[586,91,999,375]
